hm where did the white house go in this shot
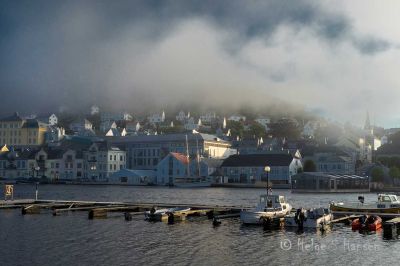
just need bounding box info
[45,126,65,144]
[184,117,199,131]
[49,114,58,126]
[200,112,216,124]
[302,121,319,138]
[148,111,165,124]
[105,128,127,137]
[90,105,100,115]
[100,120,117,132]
[176,111,190,122]
[228,115,246,122]
[101,112,133,122]
[255,117,271,131]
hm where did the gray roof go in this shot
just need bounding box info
[296,172,367,179]
[109,133,230,144]
[0,112,23,122]
[221,154,294,167]
[200,158,224,168]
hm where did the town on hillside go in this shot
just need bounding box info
[0,106,398,191]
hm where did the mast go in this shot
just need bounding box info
[196,138,200,177]
[185,134,190,178]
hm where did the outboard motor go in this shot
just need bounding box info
[358,196,365,204]
[294,208,306,230]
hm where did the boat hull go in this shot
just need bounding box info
[240,211,286,225]
[285,214,333,228]
[330,204,400,217]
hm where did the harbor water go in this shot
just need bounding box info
[1,184,399,266]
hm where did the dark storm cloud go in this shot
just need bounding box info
[0,0,394,115]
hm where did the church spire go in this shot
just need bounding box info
[364,111,371,130]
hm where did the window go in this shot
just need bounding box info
[110,164,112,170]
[110,155,112,160]
[114,155,116,161]
[77,163,82,168]
[120,155,123,161]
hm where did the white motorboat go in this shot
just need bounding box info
[240,194,292,225]
[330,194,400,217]
[285,208,333,229]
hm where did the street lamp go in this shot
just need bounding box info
[264,166,271,196]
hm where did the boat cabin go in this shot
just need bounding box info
[258,195,287,210]
[377,194,400,204]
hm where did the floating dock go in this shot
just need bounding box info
[0,199,247,222]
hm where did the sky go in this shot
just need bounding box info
[1,0,400,127]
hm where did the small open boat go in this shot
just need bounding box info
[285,208,333,229]
[351,215,382,231]
[145,207,191,220]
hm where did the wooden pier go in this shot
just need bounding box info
[0,199,247,223]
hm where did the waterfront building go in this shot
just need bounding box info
[109,133,234,170]
[108,169,156,185]
[220,153,302,185]
[304,152,356,175]
[0,148,37,179]
[35,147,84,180]
[0,112,48,147]
[156,152,223,185]
[83,141,126,181]
[291,172,370,193]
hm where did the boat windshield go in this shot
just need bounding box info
[379,195,395,202]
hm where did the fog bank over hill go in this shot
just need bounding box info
[1,1,400,127]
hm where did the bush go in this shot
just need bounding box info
[371,167,384,183]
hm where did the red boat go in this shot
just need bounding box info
[351,215,382,231]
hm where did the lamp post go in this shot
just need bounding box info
[264,166,271,196]
[34,166,40,200]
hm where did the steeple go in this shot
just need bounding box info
[364,111,371,130]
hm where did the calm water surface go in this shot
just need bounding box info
[0,184,399,266]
